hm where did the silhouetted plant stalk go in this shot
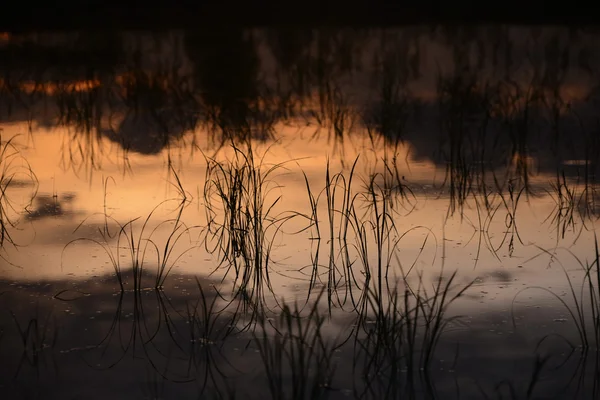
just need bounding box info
[0,133,38,252]
[353,256,472,399]
[203,142,298,320]
[63,168,196,292]
[253,290,339,400]
[514,237,600,351]
[10,307,57,379]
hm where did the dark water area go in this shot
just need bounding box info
[1,28,600,398]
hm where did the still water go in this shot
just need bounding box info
[0,27,600,399]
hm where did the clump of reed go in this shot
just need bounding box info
[0,133,38,251]
[253,290,340,400]
[202,142,298,322]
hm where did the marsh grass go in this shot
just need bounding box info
[58,167,243,389]
[253,290,340,400]
[308,81,355,159]
[184,278,243,397]
[199,146,476,398]
[322,157,359,310]
[513,238,600,351]
[353,265,472,397]
[436,70,494,218]
[30,140,498,400]
[52,135,491,400]
[290,154,475,397]
[0,132,38,252]
[379,149,417,213]
[495,179,526,257]
[543,170,600,245]
[10,307,57,379]
[77,270,243,398]
[8,28,600,399]
[545,171,582,241]
[64,168,196,292]
[65,198,195,291]
[58,170,210,384]
[300,155,419,311]
[55,79,106,176]
[202,142,300,320]
[349,173,402,317]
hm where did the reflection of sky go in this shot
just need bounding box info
[0,120,597,321]
[0,30,598,311]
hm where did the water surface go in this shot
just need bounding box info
[1,27,600,399]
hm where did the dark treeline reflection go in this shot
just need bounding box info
[2,28,600,181]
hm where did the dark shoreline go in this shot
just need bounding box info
[1,2,597,32]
